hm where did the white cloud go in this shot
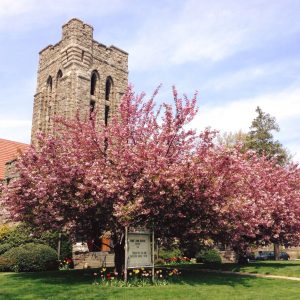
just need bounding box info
[127,0,300,71]
[0,119,31,143]
[191,86,300,162]
[0,119,31,128]
[0,0,32,17]
[192,87,300,132]
[0,0,126,32]
[202,59,300,92]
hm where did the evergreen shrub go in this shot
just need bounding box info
[1,243,58,272]
[0,243,12,255]
[195,249,222,265]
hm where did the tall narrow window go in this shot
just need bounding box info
[43,76,53,133]
[105,105,110,126]
[90,71,98,96]
[54,70,63,118]
[57,70,63,82]
[90,100,95,115]
[47,76,52,92]
[105,76,113,101]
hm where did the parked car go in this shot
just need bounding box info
[255,251,272,260]
[237,252,256,263]
[279,252,290,260]
[255,251,290,260]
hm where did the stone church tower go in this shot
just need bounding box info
[31,18,128,143]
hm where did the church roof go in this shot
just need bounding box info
[0,138,29,180]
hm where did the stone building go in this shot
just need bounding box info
[1,17,128,203]
[1,19,128,267]
[31,18,128,143]
[30,18,129,267]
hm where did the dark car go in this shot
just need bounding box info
[255,251,290,260]
[279,252,290,260]
[238,252,256,263]
[255,251,272,260]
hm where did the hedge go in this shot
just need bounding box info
[1,243,58,272]
[195,249,222,265]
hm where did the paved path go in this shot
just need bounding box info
[181,267,300,282]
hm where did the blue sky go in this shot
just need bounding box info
[1,0,300,162]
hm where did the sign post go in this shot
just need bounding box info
[124,227,128,282]
[124,227,154,283]
[152,229,155,283]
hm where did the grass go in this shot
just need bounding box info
[172,261,300,278]
[1,264,300,300]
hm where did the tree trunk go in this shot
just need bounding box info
[114,238,125,276]
[274,243,280,260]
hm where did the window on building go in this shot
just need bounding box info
[90,100,95,114]
[90,71,98,96]
[57,70,63,80]
[56,70,63,89]
[105,76,113,101]
[105,105,110,126]
[47,76,52,92]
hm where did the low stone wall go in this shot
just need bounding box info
[219,250,236,263]
[73,251,115,269]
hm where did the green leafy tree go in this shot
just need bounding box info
[245,107,290,260]
[245,106,289,165]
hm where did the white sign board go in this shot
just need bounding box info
[127,232,152,268]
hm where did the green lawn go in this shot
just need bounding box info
[1,265,300,300]
[172,261,300,278]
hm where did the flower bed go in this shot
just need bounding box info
[164,256,192,264]
[93,267,181,287]
[59,258,74,270]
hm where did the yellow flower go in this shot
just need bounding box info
[133,269,140,274]
[102,268,106,272]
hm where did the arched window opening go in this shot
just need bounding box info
[56,70,63,85]
[105,76,113,101]
[90,71,98,96]
[47,76,52,92]
[53,69,63,118]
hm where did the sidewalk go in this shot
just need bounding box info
[185,267,300,282]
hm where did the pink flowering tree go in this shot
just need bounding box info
[196,147,300,259]
[2,86,300,268]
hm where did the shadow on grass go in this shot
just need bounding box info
[7,268,97,285]
[5,267,258,289]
